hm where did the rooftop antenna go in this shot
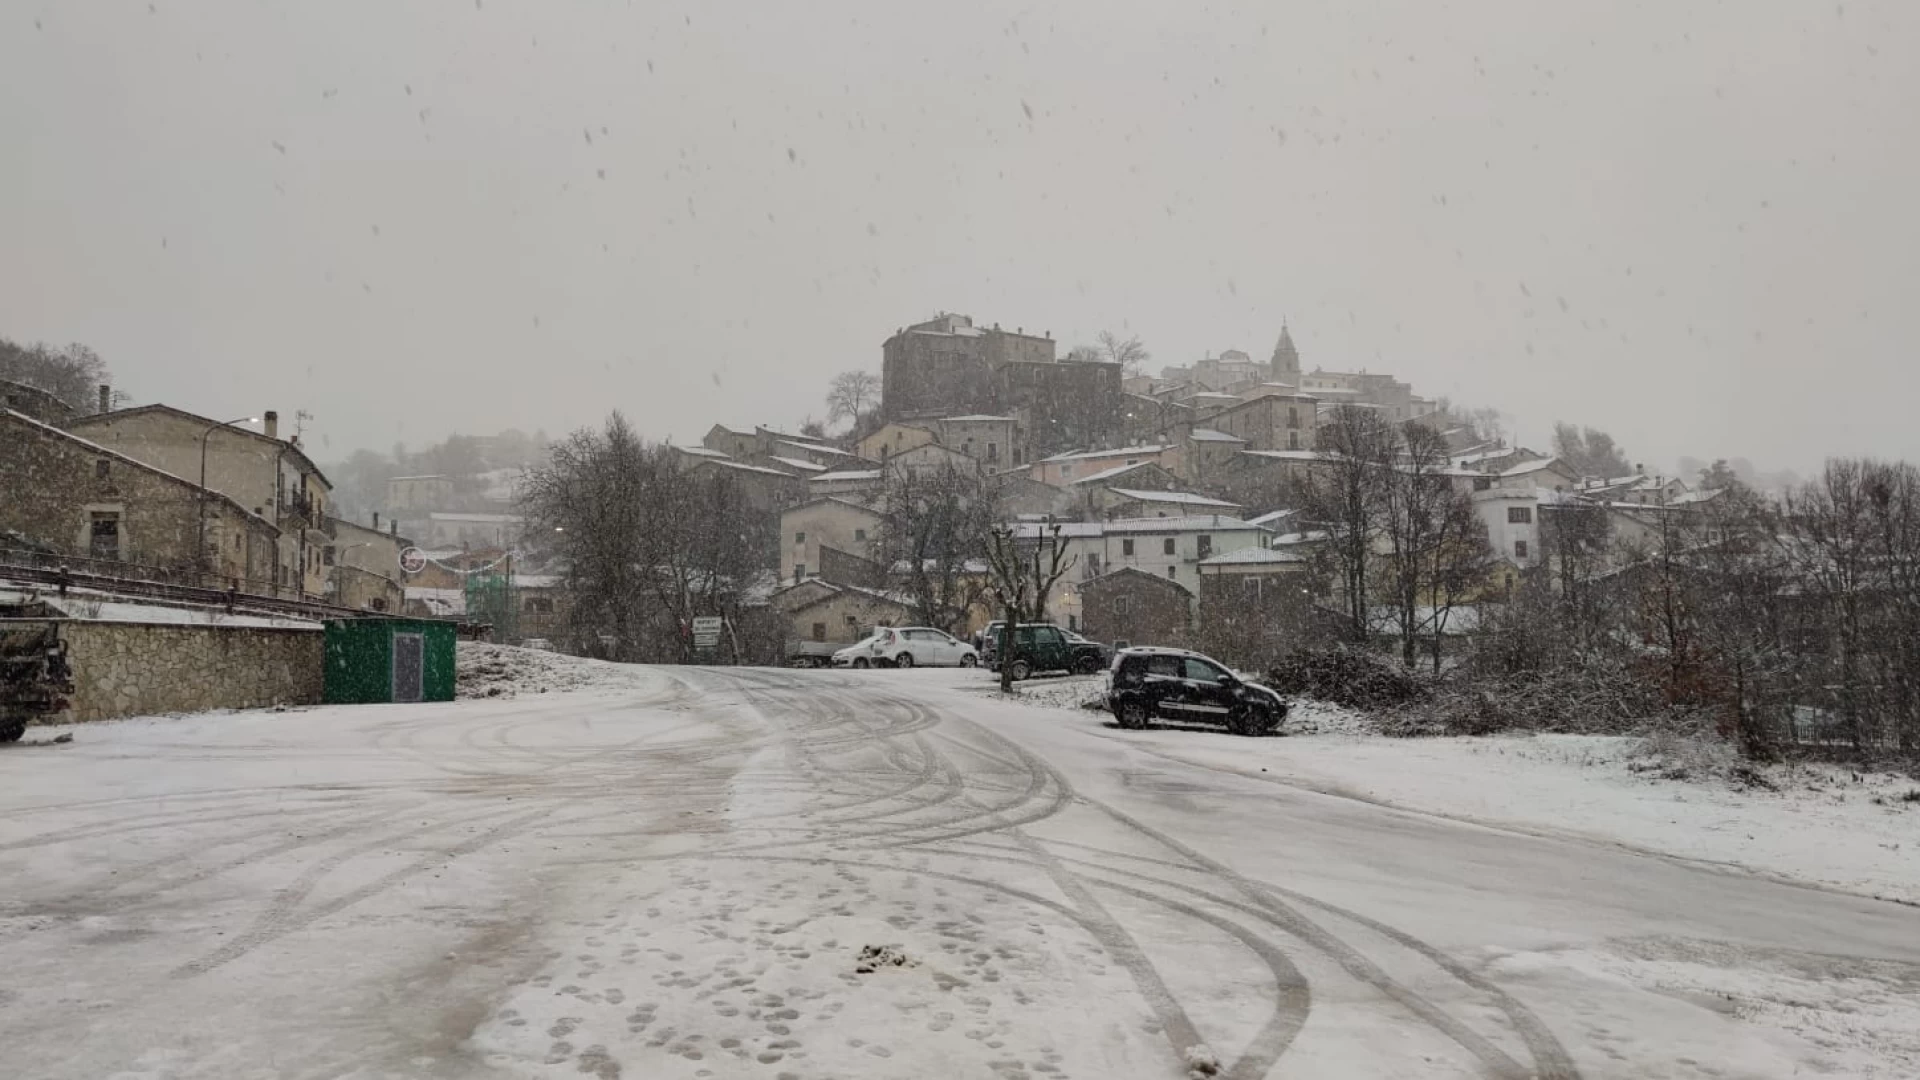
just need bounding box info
[294,409,314,439]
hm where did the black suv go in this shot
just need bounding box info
[992,624,1108,679]
[1106,647,1287,736]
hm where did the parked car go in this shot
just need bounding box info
[995,624,1109,680]
[1105,646,1287,736]
[832,627,979,669]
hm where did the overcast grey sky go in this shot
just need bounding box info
[3,2,1914,473]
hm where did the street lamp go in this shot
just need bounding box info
[198,416,258,571]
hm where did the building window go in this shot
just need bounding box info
[795,531,806,544]
[811,622,827,641]
[1197,535,1212,559]
[1167,566,1177,579]
[369,598,388,612]
[987,442,998,462]
[323,546,336,566]
[844,614,858,627]
[1288,431,1300,450]
[1113,595,1132,616]
[88,512,121,560]
[1288,407,1299,428]
[1514,539,1529,560]
[1162,537,1176,556]
[1508,507,1533,524]
[1122,539,1135,557]
[794,563,806,579]
[1474,477,1492,491]
[94,458,110,480]
[1061,465,1073,478]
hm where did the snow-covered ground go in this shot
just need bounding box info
[2,653,1917,1078]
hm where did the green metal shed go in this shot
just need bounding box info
[323,618,457,704]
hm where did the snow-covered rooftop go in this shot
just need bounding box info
[1069,461,1163,486]
[810,469,883,482]
[1103,515,1261,533]
[768,456,828,473]
[1198,547,1307,567]
[1186,428,1245,443]
[1040,444,1172,464]
[675,445,731,458]
[1108,489,1241,509]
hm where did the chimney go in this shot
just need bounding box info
[390,519,398,536]
[97,384,110,414]
[372,511,381,530]
[264,410,279,439]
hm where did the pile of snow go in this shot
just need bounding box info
[1006,674,1108,711]
[1279,697,1372,736]
[456,642,649,698]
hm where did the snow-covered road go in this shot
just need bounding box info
[2,664,1917,1078]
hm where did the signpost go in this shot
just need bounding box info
[691,616,723,652]
[398,547,428,575]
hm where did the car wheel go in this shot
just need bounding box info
[1229,705,1274,737]
[1116,700,1150,729]
[1008,659,1032,681]
[895,652,914,669]
[852,657,869,669]
[1072,653,1102,675]
[0,720,23,743]
[959,654,978,668]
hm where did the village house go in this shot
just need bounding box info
[886,442,983,480]
[701,424,761,459]
[1011,514,1270,628]
[1207,393,1320,453]
[0,378,80,426]
[325,513,411,613]
[1096,489,1244,521]
[856,421,937,463]
[807,469,886,501]
[1194,547,1316,666]
[1167,427,1247,485]
[686,458,809,513]
[780,497,884,585]
[932,415,1018,468]
[769,578,914,652]
[0,409,280,585]
[61,405,334,597]
[1079,567,1193,648]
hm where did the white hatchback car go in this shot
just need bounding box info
[832,627,979,669]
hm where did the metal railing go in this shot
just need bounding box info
[0,546,378,622]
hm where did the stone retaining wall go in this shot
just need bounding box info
[4,619,323,723]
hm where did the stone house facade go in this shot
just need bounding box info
[856,422,937,463]
[326,515,410,613]
[0,409,280,583]
[780,497,883,584]
[1080,567,1193,648]
[770,579,913,647]
[62,405,334,596]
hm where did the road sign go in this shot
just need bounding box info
[398,547,428,574]
[691,616,723,649]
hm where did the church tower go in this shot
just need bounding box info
[1270,322,1301,383]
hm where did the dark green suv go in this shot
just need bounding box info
[993,624,1108,679]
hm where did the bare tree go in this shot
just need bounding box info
[873,466,999,633]
[0,338,112,414]
[522,412,774,662]
[1301,405,1399,642]
[826,370,881,425]
[985,520,1079,692]
[1097,331,1150,375]
[1378,421,1455,667]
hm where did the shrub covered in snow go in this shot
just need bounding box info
[1263,647,1429,710]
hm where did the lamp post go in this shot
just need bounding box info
[198,416,258,572]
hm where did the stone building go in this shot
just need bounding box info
[62,405,334,596]
[780,497,883,585]
[1080,567,1193,648]
[0,409,281,583]
[0,378,79,426]
[326,514,411,613]
[881,313,1123,458]
[770,579,914,650]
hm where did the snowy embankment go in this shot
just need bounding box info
[969,669,1920,905]
[456,642,652,698]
